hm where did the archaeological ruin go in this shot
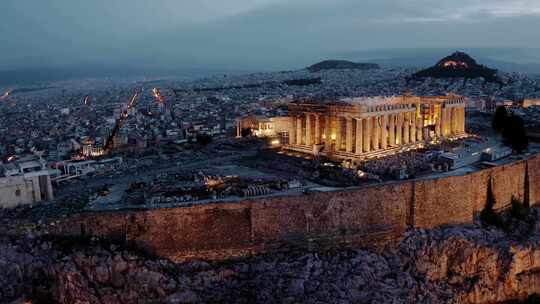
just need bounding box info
[286,94,466,160]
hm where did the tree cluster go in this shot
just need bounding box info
[492,106,528,153]
[481,178,535,236]
[240,128,252,137]
[195,133,213,146]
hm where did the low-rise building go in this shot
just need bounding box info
[0,157,54,208]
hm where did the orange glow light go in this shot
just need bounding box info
[443,61,468,68]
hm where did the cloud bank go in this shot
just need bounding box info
[0,0,539,70]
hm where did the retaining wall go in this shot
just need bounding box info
[52,154,540,261]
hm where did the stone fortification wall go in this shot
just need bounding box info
[413,158,529,228]
[52,154,540,261]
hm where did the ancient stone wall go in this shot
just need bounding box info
[413,174,475,228]
[413,158,531,228]
[52,154,540,261]
[528,154,540,205]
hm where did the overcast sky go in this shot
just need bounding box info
[1,0,540,70]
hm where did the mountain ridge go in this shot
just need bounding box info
[307,60,379,72]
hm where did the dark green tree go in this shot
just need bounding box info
[492,106,508,132]
[510,195,530,220]
[502,115,528,153]
[241,128,252,137]
[480,177,505,229]
[196,133,213,146]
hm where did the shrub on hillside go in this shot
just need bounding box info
[480,207,506,230]
[510,196,530,220]
[196,133,213,146]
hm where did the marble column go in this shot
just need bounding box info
[448,107,453,136]
[436,107,443,137]
[325,116,332,151]
[460,108,466,133]
[403,113,410,145]
[314,114,321,144]
[372,116,380,151]
[335,117,343,151]
[410,112,417,143]
[456,108,461,134]
[455,108,459,133]
[459,108,462,133]
[296,115,303,145]
[363,117,371,152]
[289,116,296,144]
[379,114,388,149]
[456,108,461,133]
[417,117,423,141]
[346,117,353,153]
[396,113,403,145]
[441,108,447,137]
[448,108,453,135]
[305,113,312,146]
[355,118,363,155]
[389,114,395,147]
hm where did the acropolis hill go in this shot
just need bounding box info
[2,91,540,304]
[42,152,540,262]
[21,93,538,263]
[2,68,540,303]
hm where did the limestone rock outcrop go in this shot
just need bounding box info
[3,217,540,303]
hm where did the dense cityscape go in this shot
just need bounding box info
[1,57,540,211]
[0,53,539,303]
[2,1,540,303]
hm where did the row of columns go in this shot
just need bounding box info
[290,107,465,155]
[291,112,424,155]
[436,106,466,137]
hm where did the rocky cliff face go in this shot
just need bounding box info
[3,214,540,303]
[400,224,540,304]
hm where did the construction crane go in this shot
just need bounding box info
[104,91,140,152]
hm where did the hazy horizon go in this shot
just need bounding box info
[2,0,540,72]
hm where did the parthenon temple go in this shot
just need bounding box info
[284,94,466,160]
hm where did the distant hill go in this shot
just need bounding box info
[412,52,500,82]
[368,56,540,74]
[336,48,540,74]
[307,60,379,72]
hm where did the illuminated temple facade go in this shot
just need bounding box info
[284,94,466,160]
